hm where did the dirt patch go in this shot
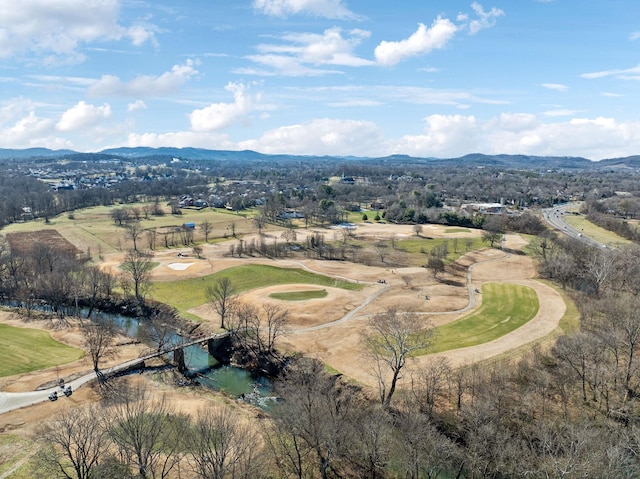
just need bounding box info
[6,230,82,257]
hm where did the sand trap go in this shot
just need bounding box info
[168,262,195,271]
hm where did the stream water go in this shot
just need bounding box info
[98,311,275,408]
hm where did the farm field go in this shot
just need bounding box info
[0,323,84,377]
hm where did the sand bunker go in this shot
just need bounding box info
[168,262,195,271]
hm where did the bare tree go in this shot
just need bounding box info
[425,254,445,279]
[38,405,110,479]
[270,358,355,479]
[201,220,213,242]
[411,357,451,418]
[254,214,267,235]
[108,386,186,479]
[206,277,237,329]
[413,224,423,236]
[122,249,154,305]
[363,307,434,409]
[124,221,145,252]
[188,405,266,479]
[281,226,297,244]
[82,318,117,384]
[374,241,389,263]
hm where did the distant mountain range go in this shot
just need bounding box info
[1,146,639,170]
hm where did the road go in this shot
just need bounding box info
[0,333,229,415]
[542,202,607,249]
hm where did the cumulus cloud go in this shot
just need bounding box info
[56,101,112,132]
[541,83,569,92]
[89,61,198,97]
[239,118,385,155]
[127,100,147,112]
[190,82,262,132]
[0,0,157,61]
[389,113,640,160]
[374,18,458,66]
[245,27,373,76]
[253,0,361,20]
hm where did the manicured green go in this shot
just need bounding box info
[150,264,362,319]
[444,228,471,233]
[0,324,85,377]
[423,283,539,355]
[270,289,329,301]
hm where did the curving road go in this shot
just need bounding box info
[542,202,606,249]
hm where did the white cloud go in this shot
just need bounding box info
[630,32,640,41]
[602,92,623,97]
[89,61,198,97]
[581,64,640,80]
[392,114,479,157]
[374,18,458,66]
[0,0,157,61]
[541,83,569,92]
[239,118,384,155]
[389,113,640,160]
[127,131,235,149]
[253,0,361,20]
[190,82,262,132]
[466,2,504,35]
[127,100,147,112]
[56,101,112,132]
[246,27,373,76]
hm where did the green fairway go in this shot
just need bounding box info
[150,264,362,319]
[0,324,84,377]
[424,283,539,355]
[269,289,329,301]
[397,236,485,261]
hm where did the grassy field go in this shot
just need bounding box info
[562,213,631,246]
[424,282,539,355]
[151,264,363,319]
[0,434,34,477]
[269,290,329,301]
[0,324,84,377]
[397,236,485,261]
[1,203,260,256]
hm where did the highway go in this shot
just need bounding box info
[542,203,607,249]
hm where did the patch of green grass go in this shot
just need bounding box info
[0,434,30,475]
[397,237,485,261]
[269,289,329,301]
[444,228,471,233]
[0,324,84,377]
[563,213,631,246]
[150,264,362,319]
[421,283,539,355]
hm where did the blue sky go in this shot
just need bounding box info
[0,0,638,160]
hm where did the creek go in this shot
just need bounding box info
[95,310,275,408]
